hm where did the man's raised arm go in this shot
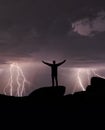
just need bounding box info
[57,60,66,66]
[42,61,52,66]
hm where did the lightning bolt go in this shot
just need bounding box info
[4,62,30,97]
[86,69,91,84]
[77,69,85,91]
[92,69,105,79]
[75,68,105,92]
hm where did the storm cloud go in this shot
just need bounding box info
[0,0,105,95]
[72,11,105,36]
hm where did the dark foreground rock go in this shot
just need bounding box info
[0,77,105,129]
[29,86,65,97]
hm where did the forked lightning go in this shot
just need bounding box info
[4,63,30,97]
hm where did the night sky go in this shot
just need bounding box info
[0,0,105,96]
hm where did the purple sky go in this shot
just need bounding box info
[0,0,105,96]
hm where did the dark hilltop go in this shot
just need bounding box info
[1,77,105,129]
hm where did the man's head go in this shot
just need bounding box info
[53,60,56,64]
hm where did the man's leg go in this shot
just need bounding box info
[52,75,54,87]
[55,76,58,86]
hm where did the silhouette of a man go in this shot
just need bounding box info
[42,60,66,86]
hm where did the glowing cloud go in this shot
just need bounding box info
[72,11,105,36]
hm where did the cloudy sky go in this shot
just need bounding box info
[0,0,105,96]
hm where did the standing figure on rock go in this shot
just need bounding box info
[42,60,66,87]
